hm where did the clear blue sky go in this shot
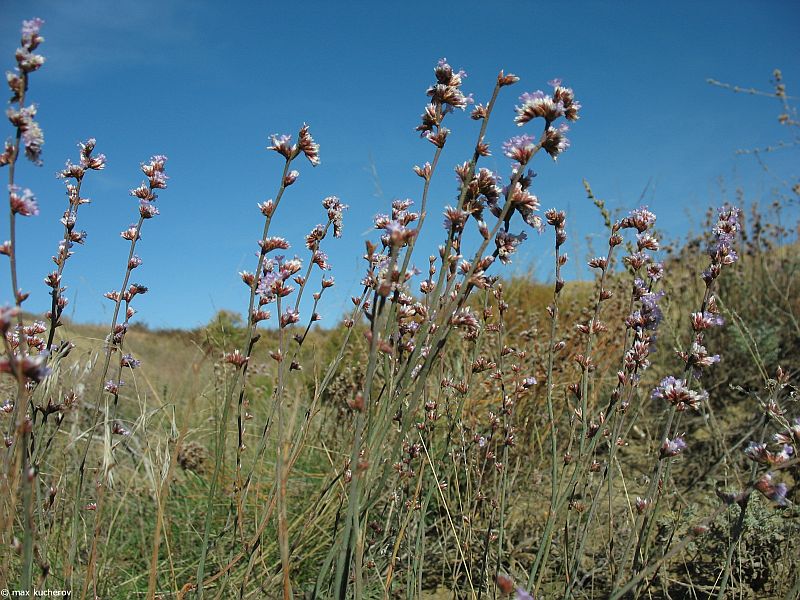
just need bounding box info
[1,0,798,329]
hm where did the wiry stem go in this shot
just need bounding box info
[3,62,36,594]
[68,154,167,592]
[197,155,293,600]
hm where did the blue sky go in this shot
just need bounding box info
[1,0,798,329]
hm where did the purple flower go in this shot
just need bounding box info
[312,250,330,270]
[257,200,275,217]
[443,206,469,233]
[503,134,536,164]
[552,82,581,121]
[260,237,291,252]
[120,224,141,241]
[142,155,168,186]
[7,105,44,164]
[283,170,299,186]
[21,18,45,49]
[15,19,45,75]
[702,205,741,283]
[661,436,687,458]
[58,161,83,181]
[0,306,20,334]
[384,219,405,235]
[322,196,348,238]
[15,48,45,74]
[379,218,414,247]
[436,57,467,81]
[425,128,449,148]
[8,185,39,216]
[148,169,168,190]
[495,231,527,264]
[131,184,155,201]
[754,472,788,506]
[646,262,665,281]
[588,256,608,270]
[771,483,789,505]
[139,200,160,219]
[450,307,479,334]
[280,308,300,328]
[21,120,44,163]
[120,354,141,369]
[713,206,740,238]
[297,124,320,166]
[223,350,249,368]
[305,224,326,250]
[256,270,279,298]
[678,342,720,372]
[623,251,651,271]
[774,418,800,445]
[542,123,570,160]
[640,290,665,330]
[392,198,413,212]
[79,138,106,170]
[636,232,659,251]
[279,257,303,280]
[745,441,793,466]
[104,379,124,394]
[0,142,12,167]
[652,376,707,411]
[427,58,469,111]
[0,352,50,383]
[111,323,128,344]
[268,133,294,159]
[620,207,656,233]
[515,90,565,125]
[690,311,724,332]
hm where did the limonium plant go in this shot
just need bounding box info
[1,17,796,600]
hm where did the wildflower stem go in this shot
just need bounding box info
[70,210,146,593]
[624,279,718,594]
[335,250,397,598]
[2,67,35,597]
[231,157,292,504]
[715,416,769,598]
[494,289,511,590]
[6,73,28,341]
[363,127,548,538]
[198,156,293,599]
[530,236,617,595]
[566,269,652,597]
[275,294,292,600]
[46,166,89,350]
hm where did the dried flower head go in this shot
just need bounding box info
[754,472,788,506]
[651,376,707,411]
[515,90,565,125]
[297,123,320,166]
[661,436,687,458]
[542,123,570,160]
[620,207,656,233]
[503,134,537,164]
[322,195,348,238]
[9,185,39,216]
